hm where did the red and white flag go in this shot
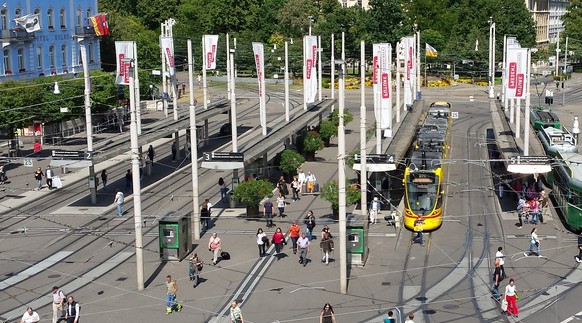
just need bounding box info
[303,36,318,104]
[373,43,392,133]
[161,37,175,77]
[203,35,219,70]
[115,41,135,85]
[252,42,267,134]
[505,48,528,99]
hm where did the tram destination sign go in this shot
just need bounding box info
[52,150,85,159]
[507,155,551,174]
[353,154,396,172]
[202,152,244,162]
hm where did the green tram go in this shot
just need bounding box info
[547,151,582,232]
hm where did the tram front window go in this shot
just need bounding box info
[407,173,438,212]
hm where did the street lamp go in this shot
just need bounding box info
[308,15,313,36]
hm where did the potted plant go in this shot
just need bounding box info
[331,108,354,126]
[302,131,324,161]
[318,120,337,147]
[275,149,305,180]
[232,179,274,217]
[320,180,362,220]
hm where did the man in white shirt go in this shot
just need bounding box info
[369,197,381,224]
[404,312,416,323]
[21,307,40,323]
[296,232,311,267]
[51,286,65,323]
[297,168,306,194]
[45,166,54,189]
[113,189,124,217]
[496,246,506,278]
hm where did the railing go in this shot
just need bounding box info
[0,29,35,42]
[74,26,96,36]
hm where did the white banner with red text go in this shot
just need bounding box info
[303,35,318,104]
[252,42,267,134]
[203,35,219,70]
[115,41,135,85]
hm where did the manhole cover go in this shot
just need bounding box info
[48,274,61,278]
[443,304,459,310]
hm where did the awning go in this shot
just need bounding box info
[507,164,551,174]
[352,164,397,172]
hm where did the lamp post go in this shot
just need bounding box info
[488,17,496,99]
[122,57,145,291]
[336,57,347,294]
[80,43,97,205]
[308,16,313,36]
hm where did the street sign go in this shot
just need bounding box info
[52,150,85,159]
[202,152,244,162]
[451,111,459,119]
[354,154,395,164]
[23,158,33,167]
[507,155,551,174]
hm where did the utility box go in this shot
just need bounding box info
[346,214,369,266]
[159,214,192,261]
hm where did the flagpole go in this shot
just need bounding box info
[424,47,427,88]
[203,35,208,110]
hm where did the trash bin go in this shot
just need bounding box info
[159,214,192,261]
[346,215,369,266]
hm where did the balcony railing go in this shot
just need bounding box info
[0,29,36,42]
[74,26,96,37]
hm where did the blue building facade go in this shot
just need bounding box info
[0,0,101,82]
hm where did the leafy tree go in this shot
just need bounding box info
[320,179,361,216]
[367,0,408,44]
[277,0,319,38]
[303,131,324,153]
[232,179,274,207]
[275,150,305,175]
[562,0,582,61]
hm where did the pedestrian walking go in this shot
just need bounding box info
[64,295,80,323]
[288,220,301,254]
[504,278,519,318]
[303,210,316,241]
[306,171,317,193]
[189,253,203,287]
[383,310,396,323]
[277,176,288,198]
[411,217,424,246]
[369,197,381,224]
[200,201,211,231]
[34,167,43,190]
[276,192,286,217]
[164,275,182,314]
[171,142,177,162]
[495,246,506,278]
[320,303,337,323]
[517,195,527,228]
[529,197,540,225]
[208,232,222,265]
[113,189,124,217]
[404,313,416,323]
[100,169,108,188]
[575,232,582,263]
[540,191,549,223]
[125,169,132,191]
[33,140,42,156]
[148,145,155,163]
[229,300,244,323]
[321,225,333,239]
[45,166,54,189]
[320,232,334,265]
[51,286,66,323]
[0,165,6,184]
[524,227,542,257]
[297,232,310,267]
[491,259,502,301]
[20,307,40,323]
[257,228,268,257]
[291,176,300,201]
[263,198,274,227]
[218,177,228,200]
[271,227,286,258]
[297,168,306,194]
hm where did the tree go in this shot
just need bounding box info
[277,0,319,38]
[367,0,408,44]
[562,0,582,62]
[318,120,337,145]
[320,180,361,218]
[275,150,305,175]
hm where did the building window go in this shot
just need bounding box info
[17,48,24,71]
[49,45,55,68]
[60,8,66,28]
[37,46,43,69]
[15,8,21,19]
[47,8,54,30]
[86,8,92,20]
[76,8,82,27]
[1,9,7,30]
[34,8,41,26]
[3,49,11,73]
[88,42,94,63]
[61,44,67,66]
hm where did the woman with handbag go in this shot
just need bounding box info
[271,227,286,257]
[189,253,203,287]
[256,228,268,257]
[504,278,519,317]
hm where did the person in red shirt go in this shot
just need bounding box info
[288,221,301,254]
[271,227,286,258]
[33,140,42,156]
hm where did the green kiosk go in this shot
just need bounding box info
[159,214,192,261]
[346,214,369,266]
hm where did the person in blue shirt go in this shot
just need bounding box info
[384,310,396,323]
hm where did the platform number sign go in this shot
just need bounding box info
[451,111,459,119]
[23,158,33,167]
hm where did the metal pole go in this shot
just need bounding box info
[416,30,421,98]
[226,33,230,102]
[188,40,201,241]
[318,35,322,102]
[161,22,168,118]
[331,34,335,111]
[488,19,495,99]
[515,99,521,139]
[308,16,312,36]
[360,40,367,219]
[396,41,401,123]
[564,36,569,75]
[169,21,178,121]
[80,42,96,205]
[230,49,238,152]
[284,41,290,122]
[134,45,142,135]
[555,31,560,76]
[303,36,307,111]
[127,59,144,291]
[338,58,347,295]
[524,49,531,156]
[203,35,209,110]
